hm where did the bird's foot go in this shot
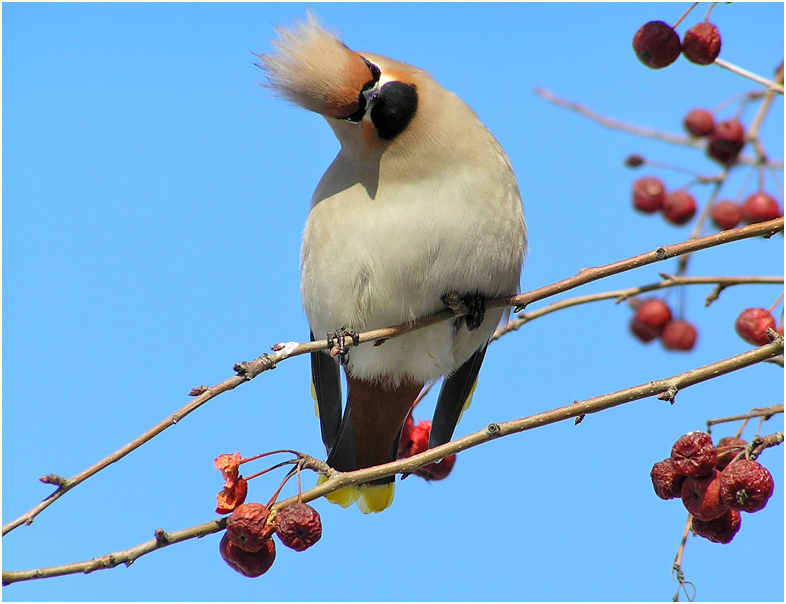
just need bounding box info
[441,291,487,331]
[328,326,360,366]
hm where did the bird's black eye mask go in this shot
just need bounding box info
[344,56,418,141]
[344,57,381,123]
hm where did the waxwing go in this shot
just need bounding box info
[260,14,527,513]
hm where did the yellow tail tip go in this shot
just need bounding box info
[317,476,395,513]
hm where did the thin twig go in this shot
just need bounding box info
[3,218,782,537]
[672,515,696,602]
[3,337,782,586]
[714,59,785,94]
[706,404,784,430]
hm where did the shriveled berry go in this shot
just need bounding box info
[220,533,276,577]
[226,503,274,553]
[735,307,776,346]
[719,459,775,513]
[681,22,722,65]
[633,21,681,69]
[741,192,782,224]
[707,119,745,165]
[662,190,697,225]
[710,200,742,230]
[692,508,741,544]
[651,458,687,500]
[630,298,673,343]
[274,503,322,552]
[681,469,727,521]
[683,108,715,137]
[671,432,717,477]
[632,176,666,213]
[715,436,747,470]
[661,320,698,351]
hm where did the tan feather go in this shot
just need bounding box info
[259,12,374,119]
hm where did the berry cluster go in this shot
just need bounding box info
[220,501,323,578]
[650,432,775,544]
[630,298,697,351]
[633,19,720,70]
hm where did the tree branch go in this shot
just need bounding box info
[3,217,782,537]
[3,336,782,585]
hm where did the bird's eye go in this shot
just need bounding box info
[344,57,381,123]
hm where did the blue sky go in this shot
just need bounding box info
[3,2,783,601]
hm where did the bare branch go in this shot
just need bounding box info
[2,337,782,586]
[3,217,782,536]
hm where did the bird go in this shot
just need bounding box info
[260,13,526,513]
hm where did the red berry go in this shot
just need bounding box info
[710,200,743,230]
[651,458,687,500]
[683,108,715,137]
[741,192,782,224]
[633,21,681,69]
[719,459,775,513]
[735,307,776,346]
[226,503,274,553]
[681,469,727,521]
[630,298,673,342]
[707,119,745,165]
[397,417,456,480]
[681,22,722,65]
[715,436,747,471]
[661,320,698,351]
[415,453,457,481]
[632,176,666,213]
[671,432,717,477]
[274,503,323,552]
[220,533,276,578]
[662,190,697,225]
[692,508,741,544]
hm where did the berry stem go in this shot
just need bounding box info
[265,466,298,508]
[767,292,784,314]
[243,459,297,482]
[704,2,718,22]
[672,2,699,29]
[671,514,696,602]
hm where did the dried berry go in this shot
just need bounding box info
[683,108,715,137]
[719,459,775,513]
[226,503,274,553]
[710,200,743,230]
[681,22,722,65]
[220,533,276,577]
[651,458,687,500]
[707,119,745,165]
[661,320,698,351]
[662,190,697,225]
[741,192,782,224]
[715,436,747,471]
[692,508,741,544]
[681,469,727,521]
[671,432,717,477]
[630,298,673,343]
[216,476,248,514]
[633,21,681,69]
[735,308,776,346]
[632,176,666,214]
[274,503,322,552]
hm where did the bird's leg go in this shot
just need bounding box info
[441,291,487,331]
[328,326,360,366]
